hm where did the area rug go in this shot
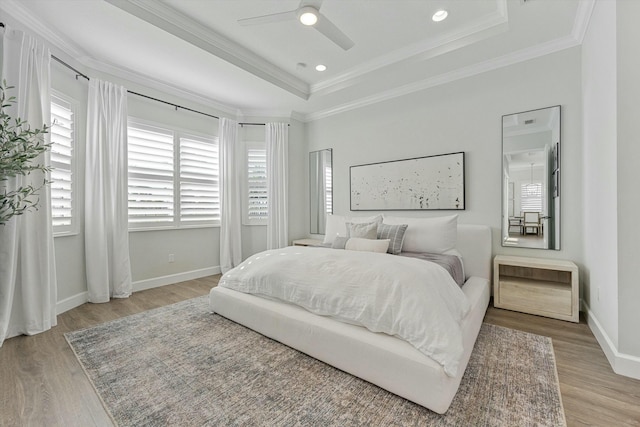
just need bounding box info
[65,296,566,426]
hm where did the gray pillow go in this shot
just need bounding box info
[377,223,408,255]
[331,236,349,249]
[345,221,378,239]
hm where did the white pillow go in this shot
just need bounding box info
[383,214,458,254]
[345,237,390,253]
[322,214,383,244]
[346,222,378,239]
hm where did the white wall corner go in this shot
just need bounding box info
[572,0,597,44]
[585,303,640,380]
[132,266,221,292]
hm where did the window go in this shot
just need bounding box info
[50,93,76,234]
[325,163,332,214]
[245,143,267,224]
[179,135,219,222]
[127,123,174,225]
[520,182,542,212]
[127,120,219,228]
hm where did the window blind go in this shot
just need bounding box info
[127,124,175,224]
[521,182,542,212]
[247,148,268,220]
[325,164,332,214]
[50,95,74,231]
[179,136,220,222]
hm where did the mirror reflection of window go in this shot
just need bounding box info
[502,106,560,250]
[310,149,332,235]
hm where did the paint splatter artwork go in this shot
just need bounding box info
[350,152,464,210]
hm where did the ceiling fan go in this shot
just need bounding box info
[238,0,355,51]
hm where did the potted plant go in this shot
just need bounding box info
[0,80,50,225]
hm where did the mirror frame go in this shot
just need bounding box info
[501,105,561,250]
[309,148,333,235]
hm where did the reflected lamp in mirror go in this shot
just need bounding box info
[309,149,333,234]
[501,105,560,250]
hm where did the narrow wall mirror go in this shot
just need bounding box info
[502,106,560,250]
[310,149,333,234]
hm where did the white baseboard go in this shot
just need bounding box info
[132,266,221,292]
[584,303,640,380]
[56,291,89,315]
[55,266,221,315]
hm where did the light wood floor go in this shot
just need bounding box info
[1,276,639,426]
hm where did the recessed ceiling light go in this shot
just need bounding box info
[315,64,327,72]
[432,10,448,22]
[299,6,318,26]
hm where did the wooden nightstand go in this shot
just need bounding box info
[292,238,326,247]
[493,255,579,323]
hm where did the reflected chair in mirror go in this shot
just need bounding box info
[523,211,541,235]
[508,217,522,234]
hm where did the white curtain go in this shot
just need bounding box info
[0,26,57,345]
[219,117,242,273]
[85,79,132,303]
[265,123,289,249]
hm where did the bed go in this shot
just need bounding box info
[209,221,492,414]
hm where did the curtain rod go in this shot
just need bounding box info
[50,52,288,126]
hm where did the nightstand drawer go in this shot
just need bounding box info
[498,278,573,317]
[493,255,579,322]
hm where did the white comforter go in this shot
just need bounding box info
[219,246,471,376]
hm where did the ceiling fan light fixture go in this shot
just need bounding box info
[432,9,448,22]
[299,6,319,26]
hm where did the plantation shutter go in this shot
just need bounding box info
[325,164,332,214]
[50,95,74,231]
[521,182,542,212]
[247,148,267,220]
[179,136,220,222]
[127,124,174,225]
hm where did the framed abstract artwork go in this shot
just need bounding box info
[350,151,465,211]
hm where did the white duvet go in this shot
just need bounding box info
[219,246,471,376]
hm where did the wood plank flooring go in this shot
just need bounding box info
[1,275,639,426]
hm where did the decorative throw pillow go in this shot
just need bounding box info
[377,223,408,254]
[322,214,383,244]
[331,236,349,249]
[345,221,378,239]
[383,214,458,254]
[345,238,390,253]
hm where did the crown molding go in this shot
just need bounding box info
[0,0,89,58]
[303,34,579,122]
[571,0,596,44]
[237,109,296,122]
[104,0,310,100]
[84,57,240,117]
[310,0,509,96]
[3,0,244,118]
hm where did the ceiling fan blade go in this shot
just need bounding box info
[238,10,297,26]
[314,13,354,50]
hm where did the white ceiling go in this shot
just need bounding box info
[2,0,592,121]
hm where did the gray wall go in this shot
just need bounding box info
[306,47,583,266]
[581,0,640,376]
[616,0,640,360]
[582,0,619,351]
[51,61,304,307]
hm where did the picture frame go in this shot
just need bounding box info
[553,170,559,198]
[350,151,465,211]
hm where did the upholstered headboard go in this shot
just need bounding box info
[455,224,492,281]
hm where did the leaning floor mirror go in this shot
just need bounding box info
[309,149,333,234]
[502,105,560,250]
